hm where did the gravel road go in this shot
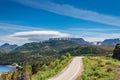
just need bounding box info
[49,57,83,80]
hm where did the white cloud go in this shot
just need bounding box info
[0,30,69,45]
[0,36,29,45]
[1,23,120,45]
[61,28,120,42]
[0,23,69,45]
[1,28,120,45]
[0,23,44,31]
[10,31,69,38]
[12,0,120,27]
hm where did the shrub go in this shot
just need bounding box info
[106,61,112,65]
[106,67,112,72]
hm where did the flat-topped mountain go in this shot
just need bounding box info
[49,38,91,45]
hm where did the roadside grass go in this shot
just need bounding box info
[79,56,120,80]
[32,53,72,80]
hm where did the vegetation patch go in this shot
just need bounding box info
[0,53,72,80]
[31,53,72,80]
[79,56,118,80]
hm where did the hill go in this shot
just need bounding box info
[15,40,79,51]
[0,40,113,65]
[59,46,110,56]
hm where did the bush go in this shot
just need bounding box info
[106,61,112,65]
[106,67,112,72]
[80,73,87,80]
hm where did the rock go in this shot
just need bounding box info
[112,43,120,60]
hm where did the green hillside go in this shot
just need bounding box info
[16,40,79,51]
[0,40,113,65]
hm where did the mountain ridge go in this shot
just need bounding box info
[0,43,18,53]
[93,38,120,45]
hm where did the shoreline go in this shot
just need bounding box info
[0,65,16,73]
[7,65,16,69]
[0,65,16,69]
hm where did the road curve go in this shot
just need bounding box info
[49,57,83,80]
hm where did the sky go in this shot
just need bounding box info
[0,0,120,45]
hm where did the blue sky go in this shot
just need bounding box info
[0,0,120,45]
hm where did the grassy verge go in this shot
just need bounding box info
[32,53,72,80]
[79,56,119,80]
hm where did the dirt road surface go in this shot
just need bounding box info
[49,57,83,80]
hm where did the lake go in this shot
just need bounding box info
[0,65,15,73]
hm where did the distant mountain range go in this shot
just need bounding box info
[49,38,120,46]
[0,43,18,53]
[0,39,112,65]
[101,38,120,45]
[92,38,120,45]
[0,38,120,53]
[1,43,18,50]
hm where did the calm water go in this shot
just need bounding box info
[0,65,15,73]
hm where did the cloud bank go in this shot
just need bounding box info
[10,31,69,40]
[12,0,120,27]
[0,30,68,45]
[1,27,120,45]
[1,23,120,45]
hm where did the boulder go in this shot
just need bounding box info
[112,43,120,60]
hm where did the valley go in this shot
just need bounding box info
[0,40,119,80]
